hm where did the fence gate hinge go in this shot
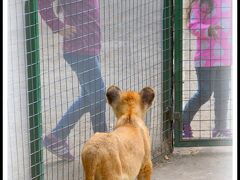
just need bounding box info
[173,112,181,122]
[164,106,174,122]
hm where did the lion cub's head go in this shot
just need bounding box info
[106,85,155,120]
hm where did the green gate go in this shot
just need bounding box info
[173,0,232,147]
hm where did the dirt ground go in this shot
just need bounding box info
[152,147,232,180]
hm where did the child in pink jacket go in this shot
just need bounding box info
[183,0,232,138]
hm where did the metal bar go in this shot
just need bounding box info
[174,139,232,147]
[25,0,44,179]
[162,0,174,153]
[173,0,183,147]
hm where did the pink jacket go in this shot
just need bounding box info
[39,0,101,56]
[188,0,232,67]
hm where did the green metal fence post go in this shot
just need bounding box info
[174,0,183,147]
[162,0,174,153]
[25,0,44,179]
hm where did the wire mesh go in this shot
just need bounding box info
[179,0,232,141]
[8,0,173,179]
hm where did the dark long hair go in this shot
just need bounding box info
[187,0,214,22]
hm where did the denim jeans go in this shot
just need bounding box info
[52,53,107,139]
[183,66,231,130]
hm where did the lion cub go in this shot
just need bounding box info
[81,85,155,180]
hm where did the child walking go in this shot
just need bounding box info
[183,0,232,138]
[39,0,107,161]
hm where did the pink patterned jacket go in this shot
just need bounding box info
[188,0,232,67]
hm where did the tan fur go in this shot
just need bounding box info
[81,86,154,180]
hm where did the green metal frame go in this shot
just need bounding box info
[162,0,174,154]
[25,0,44,179]
[173,0,232,147]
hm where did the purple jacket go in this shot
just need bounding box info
[39,0,101,55]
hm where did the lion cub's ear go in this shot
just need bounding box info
[106,85,121,106]
[140,87,155,108]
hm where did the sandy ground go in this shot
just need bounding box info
[152,147,232,180]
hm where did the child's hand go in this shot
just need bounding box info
[58,25,77,39]
[208,25,222,39]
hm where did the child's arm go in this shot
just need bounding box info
[188,2,211,39]
[38,0,65,33]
